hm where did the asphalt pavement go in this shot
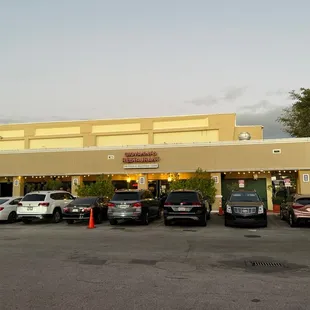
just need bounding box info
[1,214,310,310]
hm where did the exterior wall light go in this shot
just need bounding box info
[253,173,258,180]
[167,177,172,182]
[126,177,131,183]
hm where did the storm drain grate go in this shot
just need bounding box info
[245,261,285,268]
[244,235,261,238]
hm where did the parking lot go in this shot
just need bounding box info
[1,214,310,310]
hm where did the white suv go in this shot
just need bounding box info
[17,191,74,224]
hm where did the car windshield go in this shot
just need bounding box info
[22,194,46,201]
[112,192,139,201]
[0,199,9,205]
[229,192,260,202]
[73,197,97,205]
[296,198,310,206]
[166,192,198,204]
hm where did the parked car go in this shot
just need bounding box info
[17,191,75,224]
[0,197,23,223]
[107,189,161,225]
[280,194,310,227]
[224,190,267,227]
[163,190,210,226]
[63,196,109,224]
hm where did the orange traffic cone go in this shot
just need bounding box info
[87,208,96,229]
[218,206,224,216]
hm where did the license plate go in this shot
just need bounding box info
[73,209,79,212]
[27,207,33,211]
[179,207,186,211]
[119,205,128,209]
[242,209,248,213]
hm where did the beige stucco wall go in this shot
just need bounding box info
[0,113,263,151]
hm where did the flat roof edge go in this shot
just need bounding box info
[0,138,309,155]
[0,113,237,126]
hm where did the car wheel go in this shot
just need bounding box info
[200,214,207,227]
[22,219,32,224]
[109,219,117,225]
[52,209,62,223]
[164,219,171,226]
[156,208,162,219]
[66,220,74,224]
[289,213,297,227]
[7,211,17,223]
[95,212,103,224]
[262,221,268,228]
[141,212,149,225]
[280,210,285,220]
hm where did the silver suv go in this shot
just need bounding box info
[17,191,74,224]
[107,189,161,225]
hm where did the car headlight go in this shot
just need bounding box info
[258,206,264,214]
[226,205,232,213]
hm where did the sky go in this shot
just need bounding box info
[1,0,309,138]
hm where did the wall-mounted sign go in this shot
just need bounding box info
[73,178,79,185]
[139,176,145,184]
[123,151,160,163]
[212,176,219,184]
[303,174,309,183]
[238,180,245,188]
[13,179,19,187]
[124,163,159,169]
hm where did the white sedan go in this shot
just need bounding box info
[0,197,23,223]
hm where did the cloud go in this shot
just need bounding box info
[240,99,275,113]
[237,105,290,139]
[185,95,218,106]
[223,86,248,101]
[265,89,289,97]
[187,86,247,106]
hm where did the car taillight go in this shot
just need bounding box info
[108,203,115,208]
[63,207,70,213]
[83,207,91,212]
[18,203,23,206]
[0,207,4,211]
[164,202,172,206]
[133,202,142,208]
[293,203,304,209]
[39,202,49,206]
[192,202,202,207]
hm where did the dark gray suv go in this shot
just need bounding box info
[107,189,161,225]
[163,190,210,226]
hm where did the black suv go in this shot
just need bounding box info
[107,189,161,225]
[163,190,210,226]
[224,190,267,227]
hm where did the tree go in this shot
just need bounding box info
[76,174,115,198]
[169,168,217,204]
[277,88,310,137]
[43,179,63,190]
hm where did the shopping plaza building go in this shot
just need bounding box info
[0,113,309,210]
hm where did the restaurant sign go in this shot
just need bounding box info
[123,151,160,169]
